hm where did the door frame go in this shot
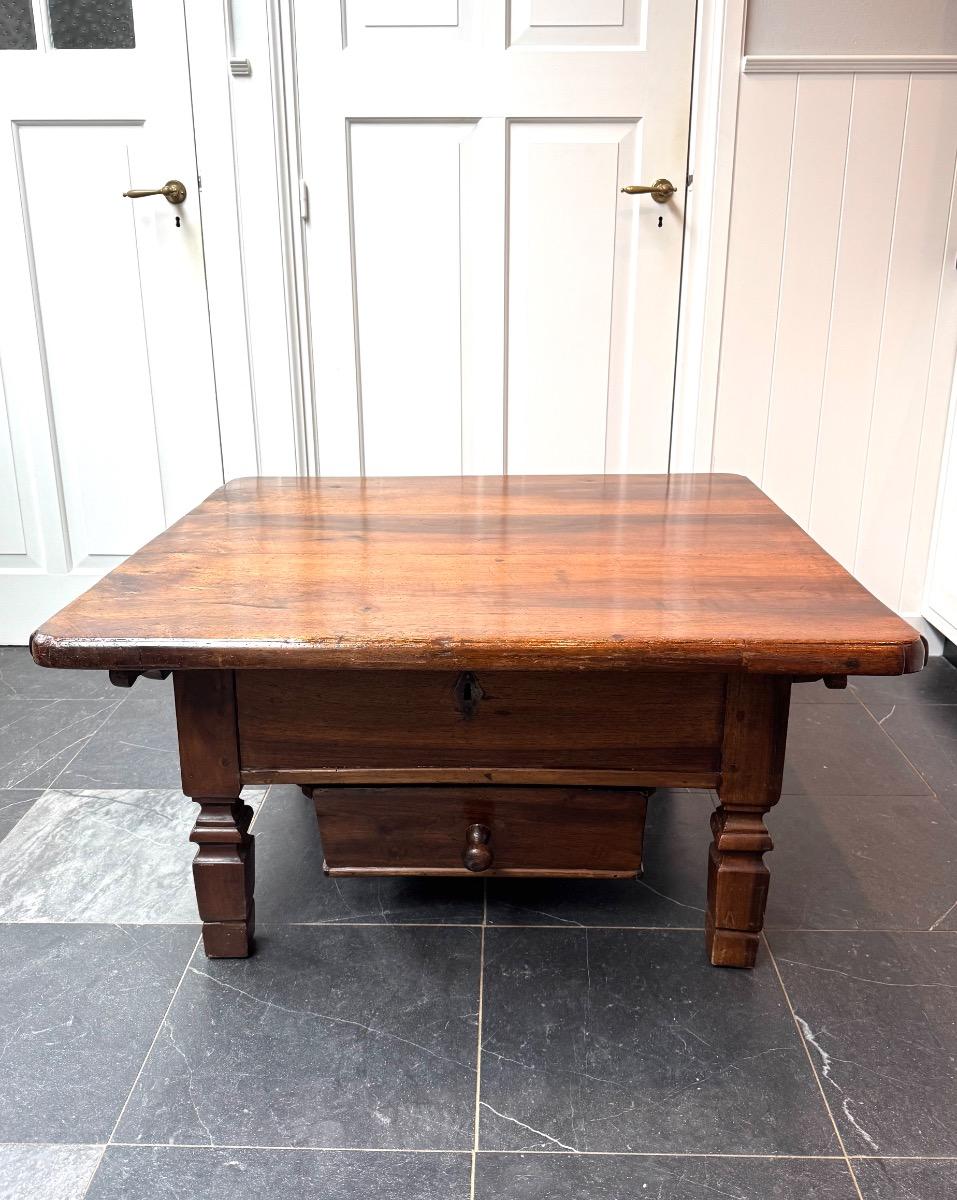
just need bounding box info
[188,0,746,478]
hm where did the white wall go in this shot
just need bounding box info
[710,12,957,624]
[185,0,304,479]
[746,0,957,56]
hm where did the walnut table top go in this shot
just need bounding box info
[31,473,924,677]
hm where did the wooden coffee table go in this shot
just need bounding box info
[30,475,924,968]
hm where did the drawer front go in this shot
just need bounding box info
[311,786,648,877]
[237,670,725,777]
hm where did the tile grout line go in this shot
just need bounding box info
[856,695,948,801]
[77,924,200,1200]
[763,933,866,1200]
[82,728,228,1186]
[286,923,704,931]
[77,1144,108,1200]
[96,933,204,1153]
[1,920,954,934]
[16,692,125,798]
[469,880,487,1200]
[6,1138,957,1159]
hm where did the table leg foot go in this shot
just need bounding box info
[201,908,255,958]
[705,919,761,969]
[190,798,255,959]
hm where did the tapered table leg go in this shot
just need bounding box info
[190,797,255,957]
[174,670,254,958]
[706,673,791,968]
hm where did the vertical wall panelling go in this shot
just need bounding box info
[807,74,909,570]
[760,74,852,526]
[905,168,957,615]
[925,367,957,641]
[854,74,957,609]
[713,60,957,621]
[711,73,796,482]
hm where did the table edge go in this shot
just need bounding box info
[29,629,927,676]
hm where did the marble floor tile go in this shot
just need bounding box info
[478,928,837,1155]
[486,791,713,928]
[86,1147,468,1199]
[0,788,263,923]
[0,1144,104,1200]
[0,645,117,701]
[767,931,957,1156]
[765,793,957,931]
[474,1153,859,1199]
[865,701,957,810]
[0,697,121,789]
[253,785,483,924]
[0,788,40,844]
[853,1157,957,1199]
[0,923,199,1142]
[850,656,957,707]
[55,695,181,789]
[783,705,929,796]
[115,924,480,1150]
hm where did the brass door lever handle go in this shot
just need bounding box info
[123,179,187,205]
[621,178,676,203]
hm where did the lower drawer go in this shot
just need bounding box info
[310,786,648,878]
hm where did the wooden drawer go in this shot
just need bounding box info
[310,786,648,877]
[237,670,725,785]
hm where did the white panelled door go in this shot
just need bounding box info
[296,0,696,476]
[0,0,222,643]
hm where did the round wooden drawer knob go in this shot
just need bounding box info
[463,823,493,872]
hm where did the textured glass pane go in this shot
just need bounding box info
[48,0,134,49]
[0,0,37,49]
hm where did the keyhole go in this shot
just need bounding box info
[175,215,181,228]
[657,215,663,228]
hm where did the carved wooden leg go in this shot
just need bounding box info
[707,673,791,968]
[191,798,255,957]
[173,670,254,958]
[706,805,773,968]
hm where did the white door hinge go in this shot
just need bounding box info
[300,179,309,222]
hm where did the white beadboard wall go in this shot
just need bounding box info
[712,64,957,620]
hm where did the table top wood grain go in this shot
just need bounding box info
[30,474,925,676]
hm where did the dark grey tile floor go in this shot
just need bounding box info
[0,645,955,1198]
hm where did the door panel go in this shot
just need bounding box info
[506,121,641,474]
[511,0,644,48]
[0,0,222,641]
[17,123,167,563]
[350,121,475,475]
[297,0,695,478]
